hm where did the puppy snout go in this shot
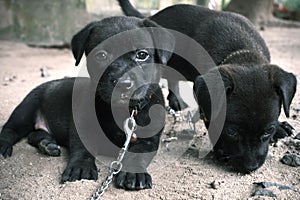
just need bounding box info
[244,163,260,172]
[233,158,262,173]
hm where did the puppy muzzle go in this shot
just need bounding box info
[129,95,152,112]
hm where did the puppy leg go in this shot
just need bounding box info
[0,89,42,158]
[61,126,98,182]
[167,80,188,111]
[271,121,294,143]
[28,130,61,156]
[116,171,152,190]
[115,135,160,190]
[61,147,98,182]
[0,128,15,158]
[115,153,155,190]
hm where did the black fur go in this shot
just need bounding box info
[194,64,296,172]
[0,16,174,190]
[117,1,270,111]
[118,1,297,172]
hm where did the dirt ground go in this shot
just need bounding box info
[0,27,300,200]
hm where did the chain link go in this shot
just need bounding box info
[91,107,198,199]
[167,106,199,133]
[90,110,137,200]
[166,106,183,123]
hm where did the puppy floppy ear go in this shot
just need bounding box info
[71,22,96,66]
[194,75,212,122]
[268,65,297,117]
[193,69,232,122]
[141,19,175,64]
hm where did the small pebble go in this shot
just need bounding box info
[4,76,16,82]
[295,132,300,140]
[162,137,178,143]
[293,107,300,113]
[254,181,293,190]
[40,68,50,77]
[210,180,224,189]
[252,189,277,198]
[281,153,300,167]
[273,143,278,147]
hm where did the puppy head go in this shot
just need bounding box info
[71,16,174,106]
[194,64,296,173]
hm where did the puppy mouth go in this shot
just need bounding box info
[215,151,235,163]
[216,152,263,173]
[119,84,154,105]
[112,89,151,111]
[231,159,262,173]
[129,95,152,111]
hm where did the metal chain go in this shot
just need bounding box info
[166,106,183,123]
[90,110,137,200]
[167,106,199,132]
[91,107,198,199]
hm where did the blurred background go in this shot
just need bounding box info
[0,0,299,47]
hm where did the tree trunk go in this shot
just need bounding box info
[224,0,300,27]
[224,0,274,26]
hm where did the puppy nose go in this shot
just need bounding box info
[243,163,260,172]
[117,74,135,91]
[119,79,134,89]
[233,159,261,173]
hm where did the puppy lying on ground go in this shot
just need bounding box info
[0,16,174,190]
[118,1,297,172]
[194,58,296,172]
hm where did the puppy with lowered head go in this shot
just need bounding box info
[118,0,297,172]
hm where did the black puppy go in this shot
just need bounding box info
[0,16,174,190]
[118,1,297,172]
[194,60,296,172]
[117,0,270,111]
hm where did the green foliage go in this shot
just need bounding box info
[276,0,300,11]
[222,0,231,9]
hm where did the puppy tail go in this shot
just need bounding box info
[117,0,145,18]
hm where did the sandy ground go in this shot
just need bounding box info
[0,27,300,200]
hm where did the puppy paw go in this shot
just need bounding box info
[167,92,188,111]
[115,171,152,190]
[0,140,13,158]
[38,139,61,156]
[272,121,294,142]
[61,160,98,182]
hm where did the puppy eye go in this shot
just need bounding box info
[226,130,238,138]
[135,50,149,62]
[264,125,276,137]
[111,79,117,85]
[95,50,108,62]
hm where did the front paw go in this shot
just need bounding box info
[61,159,98,182]
[271,121,294,142]
[0,140,13,158]
[115,171,152,190]
[38,139,61,156]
